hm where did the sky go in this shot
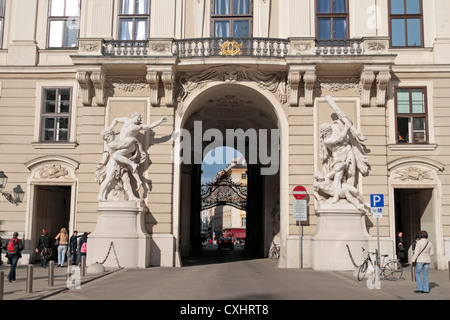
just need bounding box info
[201,146,242,184]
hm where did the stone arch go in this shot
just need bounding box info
[172,80,290,267]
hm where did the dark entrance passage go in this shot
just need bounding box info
[394,188,434,263]
[177,84,281,266]
[31,185,71,263]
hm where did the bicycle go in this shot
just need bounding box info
[269,241,280,259]
[357,248,403,281]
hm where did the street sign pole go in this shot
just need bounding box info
[370,194,384,282]
[293,186,307,269]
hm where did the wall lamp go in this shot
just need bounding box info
[0,171,25,206]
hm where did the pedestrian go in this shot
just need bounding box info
[396,231,406,264]
[35,229,53,268]
[77,232,88,266]
[55,227,69,267]
[0,236,3,265]
[410,230,434,294]
[69,230,79,265]
[412,235,420,251]
[6,232,24,283]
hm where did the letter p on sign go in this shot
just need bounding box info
[370,194,384,208]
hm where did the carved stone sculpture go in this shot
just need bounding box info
[314,95,370,211]
[95,113,167,201]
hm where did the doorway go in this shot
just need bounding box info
[394,188,434,263]
[31,185,71,262]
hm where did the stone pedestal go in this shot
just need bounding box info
[311,202,369,271]
[87,201,150,268]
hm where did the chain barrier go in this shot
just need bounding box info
[97,242,121,268]
[346,244,359,268]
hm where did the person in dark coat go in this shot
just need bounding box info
[6,232,24,282]
[396,231,406,264]
[35,229,52,268]
[69,231,80,265]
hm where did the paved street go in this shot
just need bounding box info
[45,245,449,301]
[2,244,449,307]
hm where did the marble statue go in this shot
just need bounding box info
[95,113,167,201]
[314,95,370,210]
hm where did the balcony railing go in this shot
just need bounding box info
[175,37,290,58]
[103,40,149,56]
[96,37,387,58]
[315,39,363,55]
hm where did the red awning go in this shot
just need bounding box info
[223,229,246,239]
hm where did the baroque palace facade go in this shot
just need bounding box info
[0,0,450,270]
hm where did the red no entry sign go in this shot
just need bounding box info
[293,186,307,200]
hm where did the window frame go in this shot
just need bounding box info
[315,0,349,40]
[0,0,5,49]
[394,87,428,144]
[388,0,424,48]
[40,87,73,143]
[47,0,81,49]
[117,0,151,41]
[210,0,253,38]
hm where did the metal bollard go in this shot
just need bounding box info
[26,264,34,294]
[0,270,4,300]
[48,261,55,286]
[448,261,450,282]
[81,256,86,277]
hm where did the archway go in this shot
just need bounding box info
[172,82,288,266]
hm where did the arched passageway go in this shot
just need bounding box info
[174,83,285,265]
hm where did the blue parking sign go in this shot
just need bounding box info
[370,194,384,207]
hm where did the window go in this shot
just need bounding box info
[211,0,253,37]
[0,0,5,48]
[48,0,80,48]
[241,173,247,180]
[118,0,150,40]
[241,217,246,228]
[40,88,72,142]
[389,0,423,47]
[395,87,427,144]
[316,0,348,39]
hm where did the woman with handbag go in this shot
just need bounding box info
[55,227,69,267]
[410,230,434,293]
[35,229,52,268]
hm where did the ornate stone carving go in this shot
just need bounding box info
[39,164,69,179]
[76,67,106,107]
[109,78,148,93]
[95,113,167,202]
[80,43,99,52]
[391,166,434,182]
[76,71,92,106]
[314,95,370,211]
[176,65,287,105]
[360,68,375,107]
[367,42,385,51]
[376,69,391,107]
[316,77,360,93]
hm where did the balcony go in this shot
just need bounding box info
[76,37,392,59]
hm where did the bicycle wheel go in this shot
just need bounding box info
[357,261,368,281]
[383,260,403,280]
